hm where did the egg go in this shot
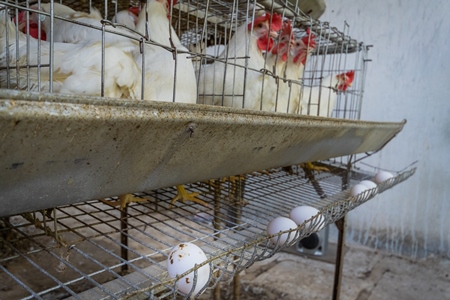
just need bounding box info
[267,217,298,246]
[350,184,368,197]
[289,206,324,231]
[360,180,377,190]
[374,170,394,184]
[167,243,210,296]
[360,180,378,194]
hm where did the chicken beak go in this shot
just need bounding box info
[270,30,278,38]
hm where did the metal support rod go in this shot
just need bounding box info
[213,179,221,300]
[332,216,346,300]
[232,176,245,300]
[332,161,351,300]
[120,206,129,274]
[233,272,240,300]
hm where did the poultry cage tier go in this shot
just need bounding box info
[0,89,406,217]
[0,0,366,117]
[0,164,416,300]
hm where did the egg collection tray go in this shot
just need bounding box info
[0,164,416,299]
[0,90,405,217]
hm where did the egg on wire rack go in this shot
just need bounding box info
[374,170,394,184]
[360,180,377,190]
[359,180,378,193]
[167,243,210,296]
[289,205,325,231]
[267,217,298,246]
[350,184,368,196]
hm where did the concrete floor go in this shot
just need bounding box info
[201,244,450,300]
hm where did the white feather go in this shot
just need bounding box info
[197,22,268,110]
[0,11,141,99]
[31,3,139,54]
[135,0,197,104]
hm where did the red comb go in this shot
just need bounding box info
[13,11,46,41]
[270,13,282,31]
[249,12,282,31]
[346,70,355,81]
[336,70,355,91]
[301,28,316,48]
[281,20,292,36]
[128,6,140,16]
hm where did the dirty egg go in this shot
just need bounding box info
[167,242,210,296]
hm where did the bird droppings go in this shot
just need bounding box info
[185,278,190,284]
[170,259,173,265]
[178,254,182,258]
[9,162,24,170]
[179,244,186,249]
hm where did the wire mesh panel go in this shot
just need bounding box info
[0,166,415,299]
[0,0,368,118]
[0,1,414,299]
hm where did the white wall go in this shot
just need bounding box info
[321,0,450,258]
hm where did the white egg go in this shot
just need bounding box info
[374,170,394,184]
[267,217,298,246]
[289,206,324,231]
[167,242,210,296]
[360,180,377,190]
[350,184,368,197]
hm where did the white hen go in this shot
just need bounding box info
[285,28,317,114]
[0,10,141,98]
[197,12,282,111]
[264,20,296,113]
[300,70,355,117]
[29,3,138,54]
[112,7,140,30]
[135,0,197,104]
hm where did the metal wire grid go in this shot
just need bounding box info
[0,165,416,299]
[0,0,367,117]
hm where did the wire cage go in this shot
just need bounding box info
[0,165,416,299]
[0,0,368,118]
[0,0,414,299]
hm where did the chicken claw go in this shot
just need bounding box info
[170,185,209,208]
[300,162,330,173]
[100,194,151,210]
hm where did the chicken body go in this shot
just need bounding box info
[0,10,141,98]
[30,4,137,48]
[197,13,282,111]
[300,71,355,117]
[112,8,139,30]
[284,29,317,114]
[264,21,296,113]
[135,0,197,104]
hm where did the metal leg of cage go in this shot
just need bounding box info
[332,216,347,300]
[332,162,351,300]
[213,179,222,300]
[120,206,129,275]
[232,176,245,300]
